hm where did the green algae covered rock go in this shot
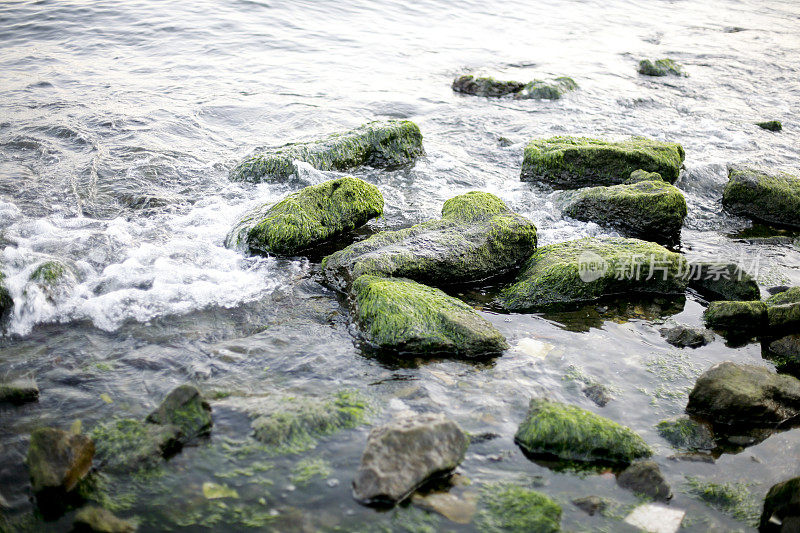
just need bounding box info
[498,237,688,311]
[452,75,525,97]
[722,166,800,229]
[146,384,212,443]
[656,416,715,451]
[521,136,685,188]
[515,398,652,466]
[230,120,424,183]
[91,418,182,473]
[352,275,508,356]
[476,483,562,533]
[689,262,760,302]
[638,58,683,77]
[27,427,95,493]
[760,477,800,532]
[0,378,39,405]
[225,176,384,256]
[73,506,138,533]
[562,180,687,245]
[766,287,800,333]
[625,169,664,184]
[756,120,782,132]
[514,77,578,100]
[322,191,537,291]
[703,300,767,332]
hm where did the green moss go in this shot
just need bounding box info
[723,166,800,229]
[290,457,332,486]
[226,176,384,255]
[352,275,508,356]
[703,300,767,331]
[521,136,685,188]
[684,477,759,526]
[498,237,688,311]
[765,287,800,332]
[230,120,424,183]
[562,180,687,245]
[29,260,66,285]
[145,384,212,443]
[638,58,683,76]
[656,417,715,451]
[90,418,180,473]
[756,120,782,132]
[515,76,578,100]
[452,75,525,97]
[322,191,537,291]
[514,398,652,465]
[625,169,664,184]
[251,390,369,455]
[475,483,562,533]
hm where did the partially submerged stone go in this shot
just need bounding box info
[766,287,800,333]
[521,136,685,188]
[351,275,508,357]
[352,413,468,504]
[625,169,664,184]
[225,176,383,256]
[514,77,578,100]
[146,384,212,444]
[760,477,800,532]
[411,490,478,524]
[28,260,77,300]
[73,506,138,533]
[0,378,39,405]
[703,300,767,332]
[0,270,12,322]
[638,58,683,77]
[723,166,800,229]
[562,180,687,244]
[27,427,94,493]
[756,120,782,132]
[657,416,715,451]
[767,335,800,374]
[476,483,562,532]
[230,120,424,183]
[572,495,607,516]
[688,262,760,301]
[659,325,714,348]
[498,237,688,311]
[451,75,525,97]
[686,362,800,428]
[322,191,537,291]
[617,460,672,501]
[514,398,652,466]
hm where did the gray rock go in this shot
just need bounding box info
[760,477,800,532]
[146,384,212,444]
[73,506,138,532]
[451,75,524,97]
[352,413,469,504]
[617,460,672,501]
[0,378,39,404]
[659,325,714,348]
[572,495,607,516]
[583,383,612,407]
[688,262,760,301]
[26,427,94,493]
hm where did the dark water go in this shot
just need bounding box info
[1,0,799,531]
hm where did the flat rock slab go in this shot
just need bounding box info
[352,413,468,504]
[723,166,800,229]
[624,503,685,533]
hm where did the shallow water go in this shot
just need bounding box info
[1,0,800,530]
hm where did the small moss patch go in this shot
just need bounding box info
[684,476,760,526]
[475,483,561,533]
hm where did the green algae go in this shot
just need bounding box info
[352,275,508,357]
[638,58,683,76]
[703,300,767,332]
[230,120,424,183]
[29,260,66,285]
[684,477,760,526]
[521,136,685,188]
[226,176,384,256]
[625,169,664,184]
[515,398,652,466]
[90,418,181,474]
[515,76,578,100]
[475,483,562,533]
[765,287,800,332]
[723,166,800,229]
[290,456,332,486]
[498,237,688,311]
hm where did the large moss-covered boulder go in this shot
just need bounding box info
[225,177,383,256]
[638,58,683,76]
[722,167,800,229]
[514,398,652,466]
[703,300,767,332]
[352,275,508,357]
[562,180,687,245]
[760,477,800,532]
[451,75,524,97]
[688,262,760,301]
[230,120,424,183]
[322,191,537,291]
[514,77,578,100]
[686,362,800,428]
[521,136,685,188]
[766,287,800,333]
[27,427,94,493]
[498,237,688,311]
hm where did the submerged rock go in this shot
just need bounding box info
[477,483,562,532]
[617,460,672,501]
[73,506,138,533]
[514,77,578,100]
[145,384,212,444]
[760,477,800,532]
[572,495,607,516]
[351,275,508,357]
[514,398,652,466]
[766,287,800,333]
[638,58,684,76]
[688,262,760,301]
[521,136,684,188]
[659,325,714,348]
[625,169,664,184]
[352,413,468,504]
[562,180,687,244]
[686,362,800,428]
[583,383,613,407]
[451,75,524,97]
[322,191,537,291]
[27,260,77,301]
[498,237,688,311]
[756,120,782,132]
[657,416,715,451]
[703,300,767,332]
[411,490,478,524]
[0,378,39,404]
[225,176,383,256]
[723,166,800,229]
[230,120,424,183]
[27,427,94,493]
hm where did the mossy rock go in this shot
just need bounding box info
[352,275,508,357]
[322,191,537,291]
[250,390,368,455]
[0,270,13,322]
[514,77,578,100]
[760,477,800,532]
[521,136,685,188]
[625,169,664,184]
[703,300,767,332]
[688,262,760,301]
[656,416,715,451]
[0,378,39,404]
[27,427,95,493]
[90,418,182,473]
[225,176,383,256]
[451,75,525,97]
[514,398,652,466]
[26,259,78,303]
[756,120,782,132]
[498,237,688,311]
[562,180,687,245]
[145,384,212,443]
[722,166,800,229]
[766,287,800,333]
[638,58,683,77]
[476,483,562,533]
[230,120,424,183]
